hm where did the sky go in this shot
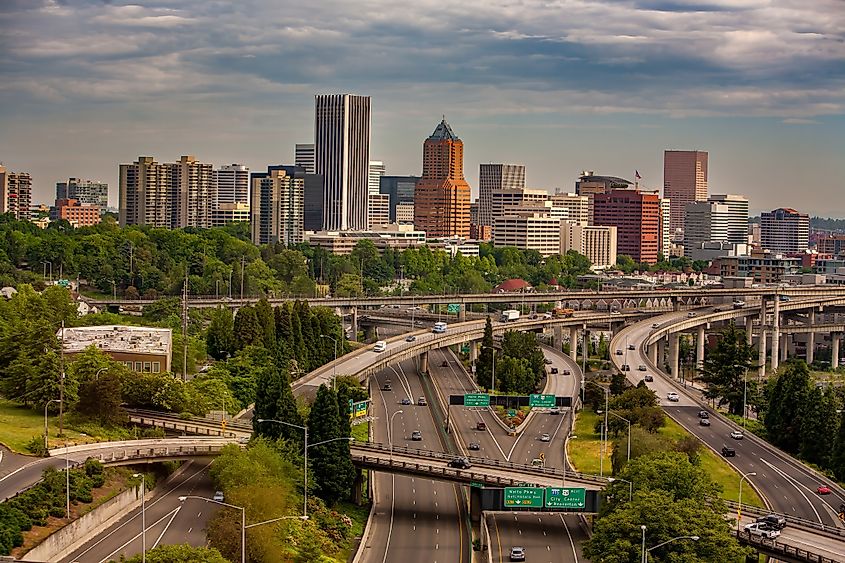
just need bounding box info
[1,0,844,216]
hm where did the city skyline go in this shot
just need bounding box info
[0,1,844,216]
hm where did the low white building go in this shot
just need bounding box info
[493,213,562,257]
[61,325,172,373]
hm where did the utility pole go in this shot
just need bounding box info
[240,255,245,300]
[59,321,65,436]
[182,271,188,381]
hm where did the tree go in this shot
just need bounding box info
[800,386,839,467]
[476,316,494,389]
[254,298,276,350]
[233,306,261,351]
[252,362,302,444]
[206,307,235,360]
[610,426,671,475]
[610,372,627,396]
[831,410,845,481]
[307,384,354,503]
[71,347,128,426]
[121,544,228,562]
[764,360,812,454]
[698,323,756,415]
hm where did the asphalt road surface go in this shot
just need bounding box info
[489,512,587,563]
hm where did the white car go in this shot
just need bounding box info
[540,433,551,442]
[666,392,680,402]
[730,430,745,440]
[744,522,780,539]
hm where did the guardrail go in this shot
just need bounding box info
[86,444,231,465]
[127,409,253,429]
[724,500,845,540]
[736,530,841,563]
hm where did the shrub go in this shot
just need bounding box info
[25,436,47,457]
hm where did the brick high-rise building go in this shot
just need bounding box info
[761,207,809,254]
[479,163,525,227]
[593,189,661,264]
[663,150,708,233]
[0,165,32,221]
[170,155,214,228]
[413,119,471,238]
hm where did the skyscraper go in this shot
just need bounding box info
[593,189,661,264]
[368,160,385,195]
[295,144,315,174]
[169,155,214,229]
[708,194,749,244]
[413,119,472,238]
[379,175,420,222]
[213,164,249,206]
[315,94,371,230]
[250,166,304,245]
[0,165,32,221]
[761,207,809,254]
[663,150,708,233]
[56,178,109,214]
[479,164,525,227]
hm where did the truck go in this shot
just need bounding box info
[500,309,520,322]
[552,307,575,318]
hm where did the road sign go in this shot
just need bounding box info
[507,409,517,417]
[349,399,369,418]
[464,393,490,407]
[544,487,586,509]
[470,482,485,488]
[529,394,556,408]
[447,303,460,314]
[504,487,544,508]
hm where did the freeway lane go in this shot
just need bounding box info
[614,309,845,527]
[489,512,587,563]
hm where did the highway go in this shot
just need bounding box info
[59,459,219,562]
[613,309,845,527]
[488,512,586,563]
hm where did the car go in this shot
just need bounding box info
[213,491,225,502]
[638,365,646,371]
[509,547,526,562]
[615,349,623,355]
[651,323,660,329]
[448,457,472,469]
[730,430,744,440]
[468,442,480,450]
[417,397,427,406]
[699,418,711,427]
[476,421,487,431]
[373,340,387,352]
[644,374,653,382]
[628,344,635,350]
[621,364,630,372]
[441,360,449,367]
[698,410,709,418]
[687,311,697,318]
[400,398,411,405]
[531,458,544,467]
[817,485,832,495]
[405,335,417,342]
[744,522,780,539]
[779,295,791,302]
[544,358,553,364]
[713,307,723,312]
[755,515,787,530]
[611,310,622,316]
[542,313,552,319]
[550,367,559,374]
[382,383,392,391]
[540,433,551,442]
[411,430,422,441]
[549,407,561,415]
[667,392,679,402]
[562,369,571,375]
[721,446,736,457]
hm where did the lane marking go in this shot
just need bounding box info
[560,513,579,562]
[97,507,181,563]
[760,458,823,523]
[493,514,503,563]
[151,506,181,549]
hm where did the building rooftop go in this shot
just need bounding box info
[578,174,633,186]
[60,325,172,355]
[428,119,460,142]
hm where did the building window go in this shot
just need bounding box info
[135,361,142,371]
[143,362,151,372]
[152,362,160,373]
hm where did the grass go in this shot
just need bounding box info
[351,421,369,443]
[0,399,103,453]
[336,500,372,561]
[567,408,764,508]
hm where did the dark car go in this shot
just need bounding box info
[755,514,787,530]
[382,383,392,391]
[615,350,623,355]
[411,430,422,441]
[644,374,653,382]
[405,335,417,342]
[628,344,635,350]
[400,398,411,405]
[698,410,709,419]
[441,360,449,367]
[476,421,487,431]
[621,364,630,372]
[468,442,480,450]
[550,367,559,374]
[448,457,472,469]
[417,397,427,406]
[722,446,736,457]
[562,369,571,375]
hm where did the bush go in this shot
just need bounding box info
[25,435,47,457]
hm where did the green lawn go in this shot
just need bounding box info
[351,421,369,443]
[567,408,764,507]
[0,399,101,453]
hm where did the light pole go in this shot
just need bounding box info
[607,477,633,501]
[602,410,632,462]
[645,535,700,561]
[244,515,308,528]
[640,525,647,563]
[585,380,610,477]
[44,398,61,451]
[389,410,404,461]
[320,334,338,389]
[179,496,245,563]
[64,442,70,518]
[257,419,309,519]
[132,473,146,563]
[737,471,757,530]
[491,348,496,395]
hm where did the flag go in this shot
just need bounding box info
[635,170,642,180]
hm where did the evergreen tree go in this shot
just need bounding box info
[307,384,354,503]
[764,360,811,454]
[831,410,845,481]
[610,372,627,396]
[800,386,838,467]
[476,316,494,389]
[206,307,235,360]
[252,364,284,440]
[275,361,303,446]
[698,322,756,415]
[254,297,276,350]
[232,306,261,351]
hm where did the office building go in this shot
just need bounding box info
[684,194,749,260]
[169,155,214,229]
[368,194,391,229]
[368,160,386,195]
[56,178,108,214]
[491,187,549,218]
[502,200,570,220]
[62,325,172,373]
[315,94,371,230]
[213,164,249,205]
[550,192,589,225]
[395,202,415,224]
[479,164,525,227]
[0,166,32,221]
[817,235,845,256]
[379,175,420,222]
[306,224,426,255]
[593,189,661,264]
[295,144,315,174]
[50,198,101,227]
[663,150,708,233]
[492,213,563,257]
[211,202,250,227]
[761,207,809,253]
[575,172,632,223]
[119,156,170,227]
[250,166,304,245]
[414,119,472,239]
[708,194,749,244]
[715,249,802,284]
[659,198,672,258]
[561,222,617,269]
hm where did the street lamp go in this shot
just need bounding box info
[737,471,757,530]
[320,334,338,389]
[389,410,404,461]
[257,419,308,519]
[645,535,700,561]
[179,496,245,563]
[585,380,610,477]
[491,348,497,395]
[607,477,633,502]
[640,525,647,563]
[244,515,308,529]
[44,398,61,451]
[132,473,146,563]
[600,410,632,462]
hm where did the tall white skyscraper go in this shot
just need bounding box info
[315,94,371,230]
[295,144,315,174]
[250,166,304,245]
[368,160,385,195]
[479,164,525,227]
[213,164,249,206]
[708,194,749,244]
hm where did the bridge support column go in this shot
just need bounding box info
[745,316,754,346]
[669,333,680,377]
[419,350,429,374]
[758,330,767,379]
[696,326,706,372]
[581,327,589,368]
[806,309,815,365]
[469,484,482,523]
[554,325,564,350]
[352,467,364,505]
[657,337,666,370]
[672,296,681,312]
[350,306,359,342]
[770,298,780,372]
[570,327,579,361]
[458,303,466,322]
[648,343,657,365]
[833,333,841,370]
[780,334,788,362]
[469,341,479,362]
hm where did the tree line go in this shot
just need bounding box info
[475,317,546,394]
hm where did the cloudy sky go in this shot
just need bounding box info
[1,0,844,215]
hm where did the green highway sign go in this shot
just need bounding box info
[349,399,369,418]
[464,393,490,407]
[544,487,586,509]
[470,482,484,488]
[504,487,544,508]
[529,394,556,408]
[447,303,460,314]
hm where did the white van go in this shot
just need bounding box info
[432,322,448,334]
[373,340,387,353]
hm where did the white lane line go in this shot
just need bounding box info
[151,506,182,549]
[559,514,579,562]
[760,459,823,523]
[97,507,181,563]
